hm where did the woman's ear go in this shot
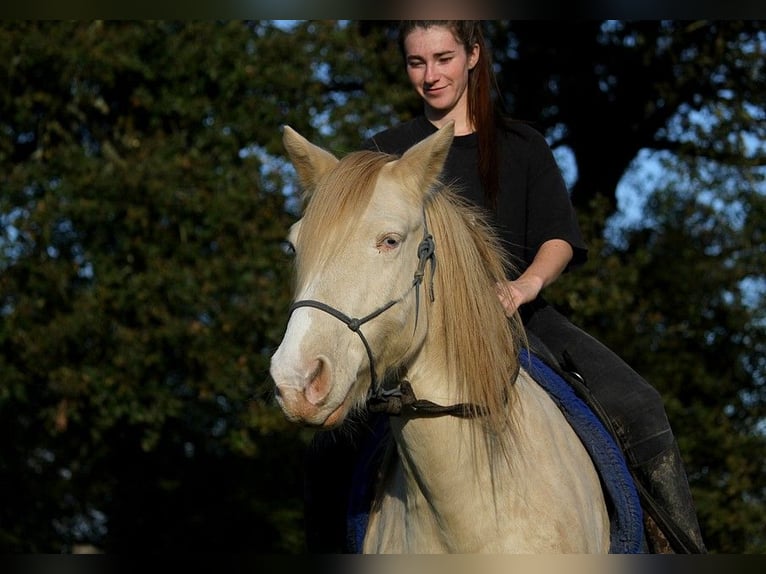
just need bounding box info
[468,42,480,70]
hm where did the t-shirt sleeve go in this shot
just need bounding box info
[525,131,588,269]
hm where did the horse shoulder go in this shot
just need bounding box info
[507,371,610,552]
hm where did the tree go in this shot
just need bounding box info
[0,21,314,552]
[491,21,765,216]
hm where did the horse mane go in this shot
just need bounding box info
[424,185,526,442]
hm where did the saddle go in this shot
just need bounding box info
[526,333,701,554]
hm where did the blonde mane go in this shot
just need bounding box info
[424,185,525,441]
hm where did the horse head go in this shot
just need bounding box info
[270,123,455,427]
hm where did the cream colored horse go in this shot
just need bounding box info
[269,123,609,552]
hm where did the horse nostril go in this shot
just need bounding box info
[305,358,330,406]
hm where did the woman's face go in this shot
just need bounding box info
[403,25,479,119]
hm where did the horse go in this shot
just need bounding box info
[269,122,611,552]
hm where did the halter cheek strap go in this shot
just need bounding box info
[412,227,435,330]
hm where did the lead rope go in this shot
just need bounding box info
[367,380,489,418]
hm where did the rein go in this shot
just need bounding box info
[288,212,487,420]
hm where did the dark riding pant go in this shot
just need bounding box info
[522,300,706,552]
[522,301,674,468]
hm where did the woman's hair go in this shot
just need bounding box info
[398,20,505,209]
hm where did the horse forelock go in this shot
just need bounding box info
[425,186,524,442]
[296,150,395,282]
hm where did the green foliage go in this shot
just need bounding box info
[547,156,766,552]
[0,21,310,552]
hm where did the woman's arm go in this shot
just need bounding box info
[496,238,573,316]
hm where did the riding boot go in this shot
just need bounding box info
[633,442,706,553]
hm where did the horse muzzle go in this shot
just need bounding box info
[270,356,350,428]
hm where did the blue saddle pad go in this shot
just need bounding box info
[520,350,644,553]
[346,350,644,553]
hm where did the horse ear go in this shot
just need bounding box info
[282,125,339,201]
[391,121,455,196]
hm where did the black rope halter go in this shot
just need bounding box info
[287,211,486,419]
[288,209,435,392]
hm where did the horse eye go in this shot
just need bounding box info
[379,236,401,250]
[376,233,402,252]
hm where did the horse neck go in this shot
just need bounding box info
[376,371,610,552]
[386,410,501,551]
[403,327,459,404]
[386,348,515,544]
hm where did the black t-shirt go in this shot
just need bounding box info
[365,116,588,278]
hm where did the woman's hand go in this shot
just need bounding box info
[495,239,574,317]
[495,277,542,317]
